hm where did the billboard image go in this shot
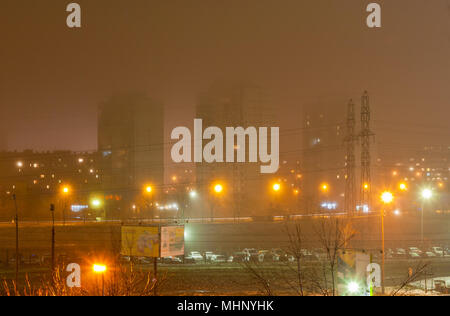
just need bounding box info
[121,226,160,258]
[160,226,185,258]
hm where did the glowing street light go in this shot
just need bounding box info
[347,281,360,295]
[93,264,107,296]
[363,183,369,191]
[421,188,432,200]
[91,198,102,208]
[214,183,223,194]
[61,186,71,225]
[93,264,107,273]
[399,183,407,191]
[381,191,394,204]
[380,191,394,295]
[145,186,153,194]
[189,190,197,198]
[272,183,281,192]
[320,183,329,192]
[16,161,23,168]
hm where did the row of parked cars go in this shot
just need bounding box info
[121,245,450,265]
[181,245,450,264]
[182,248,318,264]
[386,246,450,259]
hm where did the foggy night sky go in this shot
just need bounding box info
[0,0,449,154]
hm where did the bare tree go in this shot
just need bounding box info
[283,222,306,296]
[390,262,430,296]
[313,217,356,296]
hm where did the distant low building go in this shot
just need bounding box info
[0,150,101,220]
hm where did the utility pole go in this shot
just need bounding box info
[359,91,374,212]
[344,99,356,216]
[50,204,55,274]
[381,208,385,294]
[13,194,19,286]
[154,226,161,296]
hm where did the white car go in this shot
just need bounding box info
[424,251,436,258]
[409,252,421,259]
[204,252,215,261]
[211,254,227,263]
[188,251,204,262]
[432,247,445,256]
[409,247,422,254]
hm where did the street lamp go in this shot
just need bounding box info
[91,198,101,208]
[399,183,407,191]
[347,281,360,295]
[90,198,105,219]
[380,191,394,294]
[143,185,154,221]
[93,264,107,296]
[420,188,433,245]
[61,186,71,225]
[211,183,224,222]
[421,188,432,200]
[189,190,197,198]
[214,184,223,194]
[272,183,281,192]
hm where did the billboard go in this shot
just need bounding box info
[120,225,185,258]
[160,226,185,257]
[121,226,160,257]
[337,250,370,296]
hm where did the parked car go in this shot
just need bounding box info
[211,254,227,263]
[162,256,183,264]
[242,248,259,260]
[301,249,317,261]
[184,256,197,264]
[204,252,215,261]
[188,251,204,262]
[393,248,407,259]
[409,247,422,254]
[408,251,421,259]
[232,252,249,263]
[423,251,437,258]
[431,247,445,256]
[272,248,288,261]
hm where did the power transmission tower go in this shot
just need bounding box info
[359,91,375,212]
[344,99,356,215]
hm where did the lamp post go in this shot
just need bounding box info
[271,182,281,213]
[380,191,394,295]
[93,264,107,296]
[61,186,70,226]
[13,194,19,286]
[50,204,55,274]
[211,183,223,222]
[144,185,153,222]
[91,198,104,220]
